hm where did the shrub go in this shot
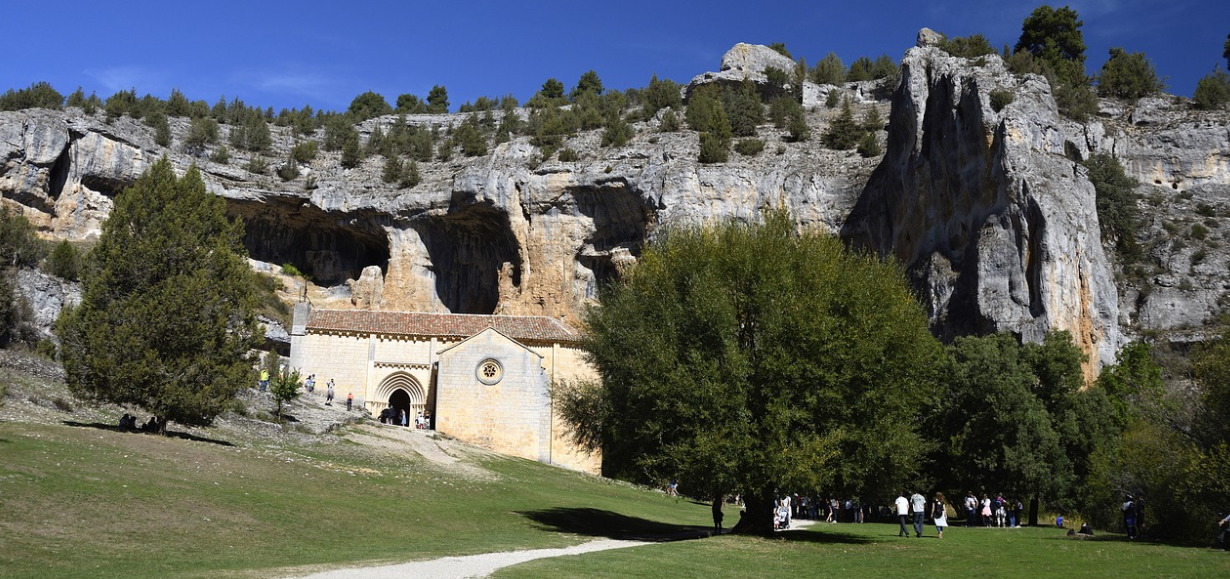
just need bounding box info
[34,338,57,360]
[722,81,763,137]
[1197,203,1218,217]
[558,148,580,162]
[396,93,427,114]
[659,107,681,132]
[456,120,487,157]
[786,105,810,142]
[769,95,797,129]
[990,90,1015,112]
[340,131,363,168]
[735,139,765,156]
[1194,68,1230,110]
[1097,47,1164,100]
[1054,80,1098,122]
[210,146,230,164]
[1191,223,1209,241]
[381,155,404,184]
[1085,152,1141,262]
[642,74,683,117]
[601,118,634,147]
[811,52,845,85]
[768,42,792,59]
[277,160,300,181]
[247,156,268,175]
[937,33,997,58]
[400,160,421,188]
[43,240,80,281]
[698,132,729,163]
[184,117,219,156]
[291,140,318,163]
[857,133,882,157]
[147,112,172,147]
[0,81,64,111]
[281,263,304,277]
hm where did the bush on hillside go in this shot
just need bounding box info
[1097,47,1165,100]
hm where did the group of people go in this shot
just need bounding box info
[117,413,160,433]
[377,407,432,429]
[896,491,950,538]
[962,492,1024,528]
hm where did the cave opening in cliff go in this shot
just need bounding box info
[571,182,653,296]
[413,204,521,315]
[230,201,390,287]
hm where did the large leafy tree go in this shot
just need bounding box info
[561,210,942,534]
[1097,47,1165,100]
[58,157,260,433]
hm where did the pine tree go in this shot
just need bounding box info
[57,157,259,432]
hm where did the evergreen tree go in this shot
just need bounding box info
[642,74,683,117]
[66,87,87,108]
[396,93,427,114]
[822,98,862,150]
[340,130,363,168]
[426,85,449,114]
[382,155,404,184]
[811,52,845,85]
[400,160,421,188]
[57,157,259,432]
[348,90,393,121]
[1015,5,1087,86]
[846,57,875,82]
[541,78,565,100]
[722,81,763,137]
[1097,47,1164,100]
[1194,68,1230,110]
[147,112,172,147]
[43,240,80,281]
[270,367,302,420]
[570,70,604,101]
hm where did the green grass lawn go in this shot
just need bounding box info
[0,421,710,579]
[4,420,1228,579]
[494,522,1230,579]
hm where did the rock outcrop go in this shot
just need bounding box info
[3,40,1228,371]
[842,46,1123,374]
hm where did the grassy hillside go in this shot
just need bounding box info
[0,358,711,579]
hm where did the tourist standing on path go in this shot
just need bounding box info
[1218,511,1230,550]
[346,392,353,411]
[895,492,910,537]
[910,491,926,537]
[259,369,269,392]
[933,492,949,538]
[1122,495,1138,539]
[326,380,335,405]
[712,497,724,533]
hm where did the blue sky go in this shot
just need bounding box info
[4,0,1226,113]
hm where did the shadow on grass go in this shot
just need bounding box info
[519,507,712,542]
[62,421,234,446]
[778,523,877,545]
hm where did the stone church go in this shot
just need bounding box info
[288,303,600,474]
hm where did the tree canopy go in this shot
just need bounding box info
[1015,4,1087,85]
[561,210,942,534]
[1097,47,1164,100]
[57,157,260,432]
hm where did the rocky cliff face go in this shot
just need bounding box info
[3,41,1228,369]
[0,80,879,326]
[841,44,1123,373]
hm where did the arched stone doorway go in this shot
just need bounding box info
[374,372,427,427]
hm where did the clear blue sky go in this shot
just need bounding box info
[4,0,1226,113]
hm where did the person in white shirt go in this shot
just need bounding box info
[895,492,911,537]
[910,491,927,537]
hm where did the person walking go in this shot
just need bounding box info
[895,492,910,537]
[933,492,949,539]
[910,490,926,537]
[326,379,335,406]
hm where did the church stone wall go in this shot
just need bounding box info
[292,332,370,405]
[436,330,553,463]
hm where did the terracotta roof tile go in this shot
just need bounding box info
[306,309,582,344]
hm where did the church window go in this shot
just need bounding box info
[477,358,503,385]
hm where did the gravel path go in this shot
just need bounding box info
[281,538,651,579]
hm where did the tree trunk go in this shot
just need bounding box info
[1028,496,1039,527]
[731,492,776,535]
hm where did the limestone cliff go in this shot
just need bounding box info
[4,41,1229,368]
[841,44,1123,373]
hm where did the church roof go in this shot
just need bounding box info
[305,309,582,344]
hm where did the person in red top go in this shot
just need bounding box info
[346,392,353,411]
